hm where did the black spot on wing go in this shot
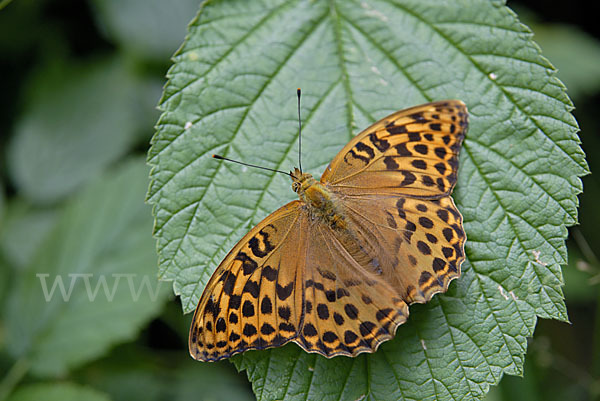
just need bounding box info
[400,171,416,186]
[410,112,428,123]
[368,133,390,152]
[384,156,399,170]
[243,324,257,336]
[236,252,258,275]
[276,282,294,300]
[345,142,375,165]
[303,323,317,337]
[215,317,226,333]
[317,303,329,319]
[434,162,446,175]
[395,143,411,156]
[414,144,428,154]
[228,295,241,310]
[345,304,359,319]
[408,132,421,142]
[419,216,434,229]
[263,265,278,281]
[261,323,275,335]
[278,306,291,320]
[242,300,255,317]
[243,280,259,298]
[260,296,272,314]
[387,124,408,135]
[222,273,236,295]
[248,229,275,258]
[432,257,446,272]
[411,160,427,170]
[437,209,449,222]
[435,147,447,159]
[417,240,432,255]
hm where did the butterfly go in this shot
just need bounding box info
[189,99,468,361]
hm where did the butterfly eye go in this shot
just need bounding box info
[292,182,300,192]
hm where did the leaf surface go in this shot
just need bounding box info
[148,1,587,399]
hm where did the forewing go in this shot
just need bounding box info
[189,201,308,362]
[294,219,409,357]
[341,193,466,304]
[321,100,468,198]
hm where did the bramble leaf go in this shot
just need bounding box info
[148,1,587,399]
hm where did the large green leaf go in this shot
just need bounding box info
[4,158,170,377]
[147,0,587,400]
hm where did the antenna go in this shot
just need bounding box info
[213,89,304,178]
[212,155,291,177]
[297,88,302,173]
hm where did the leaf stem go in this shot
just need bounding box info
[572,228,599,265]
[0,358,29,401]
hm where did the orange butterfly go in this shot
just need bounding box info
[189,98,468,361]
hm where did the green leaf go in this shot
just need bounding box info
[7,57,148,205]
[75,344,167,401]
[148,0,588,400]
[7,382,110,401]
[173,360,255,401]
[4,158,170,377]
[75,343,254,401]
[0,255,9,310]
[0,180,5,224]
[90,0,199,60]
[0,201,58,269]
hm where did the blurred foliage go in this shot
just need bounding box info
[0,0,253,400]
[0,0,597,400]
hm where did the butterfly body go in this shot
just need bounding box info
[292,168,347,230]
[190,100,468,362]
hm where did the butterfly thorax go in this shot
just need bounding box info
[290,167,347,230]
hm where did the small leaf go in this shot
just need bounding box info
[90,0,199,60]
[148,0,588,400]
[4,158,170,377]
[7,57,147,204]
[173,359,255,401]
[7,382,110,401]
[74,342,255,401]
[0,179,5,224]
[0,201,59,268]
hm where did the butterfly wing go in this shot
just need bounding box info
[321,100,467,307]
[321,100,467,198]
[341,194,465,304]
[294,218,409,357]
[189,201,309,362]
[190,100,468,361]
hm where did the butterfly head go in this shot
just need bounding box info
[290,167,319,194]
[291,167,307,193]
